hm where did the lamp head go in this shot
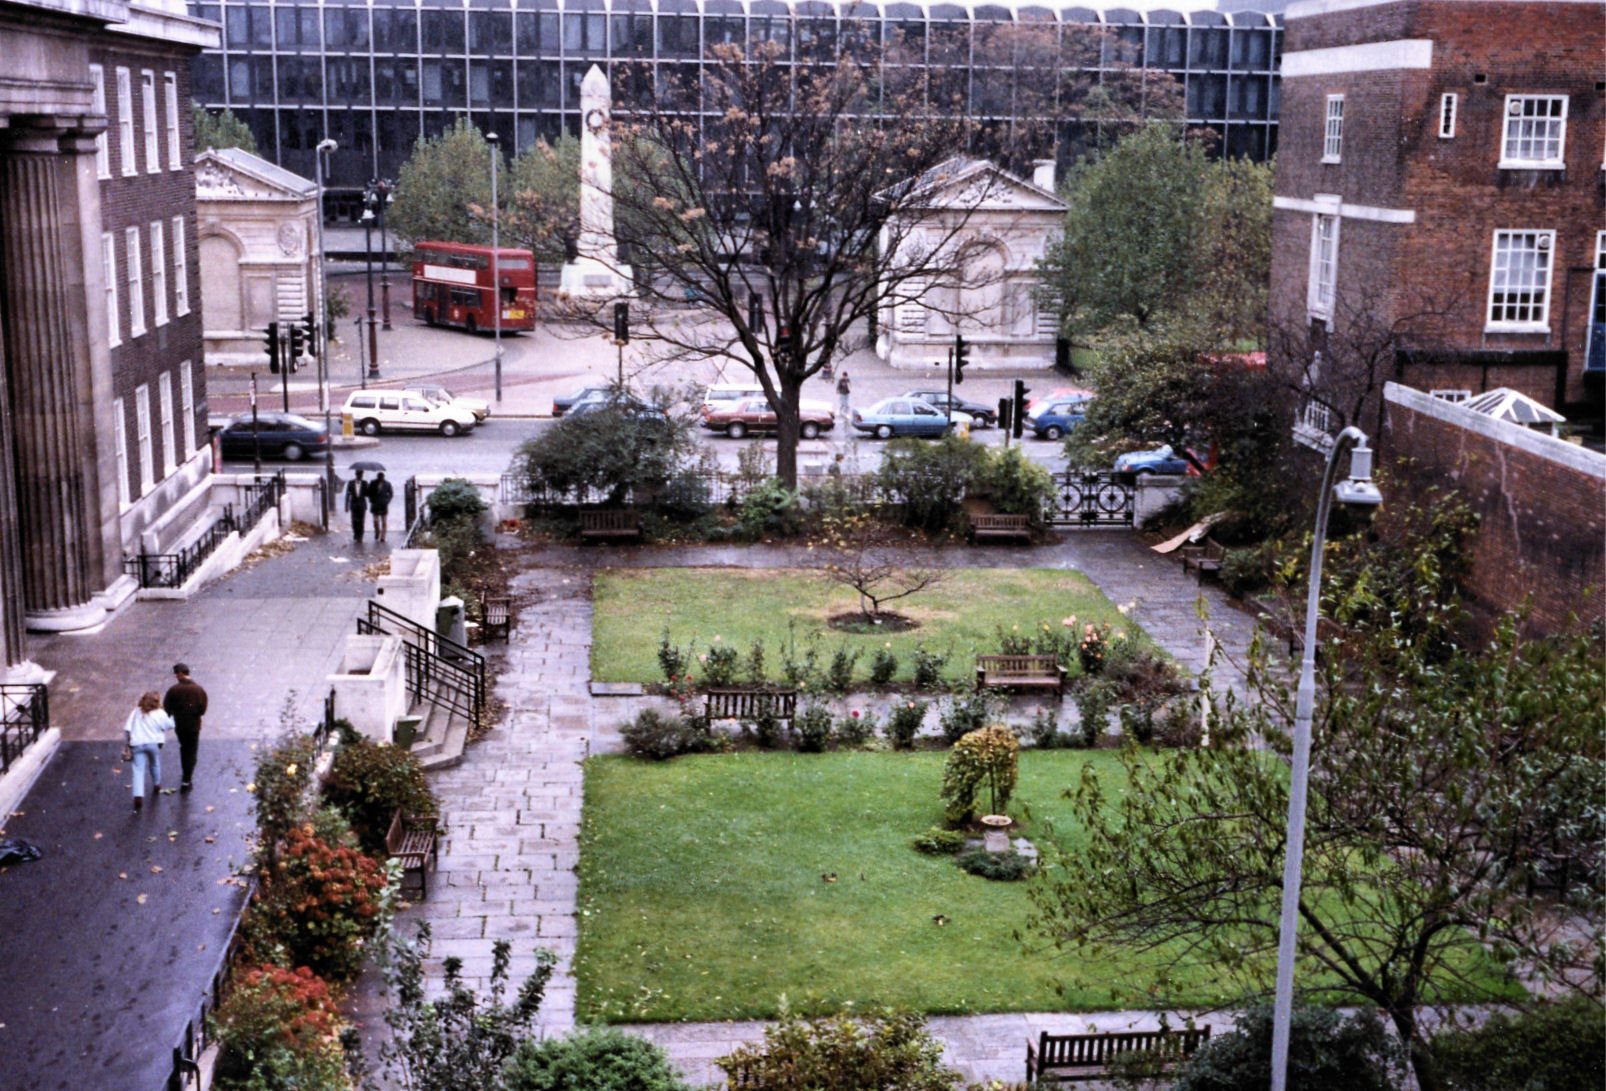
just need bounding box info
[1333,438,1383,509]
[315,138,337,154]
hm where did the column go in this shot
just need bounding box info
[0,124,103,633]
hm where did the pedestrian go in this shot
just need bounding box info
[122,691,174,812]
[163,662,208,793]
[836,369,851,418]
[367,471,394,542]
[345,469,368,543]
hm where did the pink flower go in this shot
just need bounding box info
[850,709,862,719]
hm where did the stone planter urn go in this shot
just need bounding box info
[981,814,1013,854]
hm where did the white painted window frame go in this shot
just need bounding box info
[125,226,145,337]
[1438,93,1456,139]
[158,372,176,474]
[164,71,181,169]
[102,231,121,347]
[116,67,135,176]
[113,397,131,508]
[141,69,159,174]
[1499,94,1567,169]
[172,216,189,316]
[150,221,168,327]
[1322,95,1344,163]
[180,364,196,456]
[134,384,154,495]
[90,65,110,179]
[1485,229,1555,332]
[1307,206,1340,321]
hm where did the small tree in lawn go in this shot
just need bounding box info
[823,526,944,625]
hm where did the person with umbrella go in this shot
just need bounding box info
[344,468,369,543]
[368,471,394,542]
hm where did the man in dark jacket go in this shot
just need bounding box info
[163,662,209,792]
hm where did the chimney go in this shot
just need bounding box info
[1032,159,1056,192]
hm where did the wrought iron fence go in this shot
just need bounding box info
[0,683,48,775]
[1047,470,1136,528]
[123,473,286,590]
[497,469,885,512]
[167,874,257,1091]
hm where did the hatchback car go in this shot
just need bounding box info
[564,391,669,422]
[341,391,478,436]
[900,389,997,427]
[552,383,611,417]
[1114,444,1199,475]
[1024,396,1091,440]
[851,397,960,439]
[405,383,491,422]
[216,412,330,462]
[703,398,834,439]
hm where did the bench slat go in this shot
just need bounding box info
[1029,1028,1212,1083]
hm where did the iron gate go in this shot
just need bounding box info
[1048,470,1135,528]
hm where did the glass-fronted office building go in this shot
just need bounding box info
[190,0,1282,215]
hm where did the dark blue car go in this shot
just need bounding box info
[1023,396,1091,440]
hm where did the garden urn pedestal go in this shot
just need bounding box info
[981,814,1012,854]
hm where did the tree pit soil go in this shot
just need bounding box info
[826,611,921,634]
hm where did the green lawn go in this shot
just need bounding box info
[590,567,1136,685]
[576,750,1236,1023]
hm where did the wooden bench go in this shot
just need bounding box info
[578,508,642,542]
[1180,538,1226,578]
[1026,1027,1212,1084]
[704,687,798,724]
[479,594,512,642]
[968,513,1033,544]
[975,654,1067,699]
[386,810,440,899]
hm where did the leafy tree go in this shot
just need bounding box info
[1171,1004,1404,1091]
[875,436,988,533]
[387,119,497,251]
[503,1028,693,1091]
[1028,583,1604,1091]
[505,135,582,264]
[193,104,259,155]
[513,398,699,507]
[715,1009,960,1091]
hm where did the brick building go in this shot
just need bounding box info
[0,0,218,670]
[1268,0,1604,451]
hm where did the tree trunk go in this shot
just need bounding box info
[774,374,804,489]
[1389,1005,1441,1091]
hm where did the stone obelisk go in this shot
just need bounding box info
[560,64,633,298]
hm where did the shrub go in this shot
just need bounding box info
[876,436,987,533]
[252,734,319,863]
[793,704,833,753]
[427,477,488,526]
[995,624,1034,656]
[322,736,438,855]
[621,709,713,761]
[836,708,877,747]
[887,700,927,749]
[1072,680,1116,747]
[716,1009,960,1091]
[1430,997,1605,1091]
[504,1028,693,1091]
[938,691,995,745]
[941,725,1019,825]
[735,478,802,540]
[1171,1004,1403,1091]
[1151,695,1202,749]
[700,642,739,687]
[780,623,820,688]
[210,964,350,1091]
[1219,542,1278,598]
[656,630,687,683]
[911,645,949,690]
[1076,622,1112,675]
[1027,707,1062,749]
[744,638,767,683]
[976,446,1055,524]
[249,823,391,980]
[825,645,862,694]
[515,404,697,508]
[954,848,1033,881]
[869,645,899,686]
[911,828,967,855]
[745,708,783,750]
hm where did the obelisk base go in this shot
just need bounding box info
[559,257,634,300]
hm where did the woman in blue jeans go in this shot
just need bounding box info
[123,691,174,812]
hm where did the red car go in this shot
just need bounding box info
[701,397,835,440]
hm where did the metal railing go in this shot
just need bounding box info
[167,873,257,1091]
[124,473,286,590]
[356,600,485,728]
[0,683,48,775]
[497,469,885,512]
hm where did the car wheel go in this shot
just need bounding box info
[439,420,462,437]
[359,418,381,437]
[875,424,894,440]
[281,443,304,462]
[727,421,747,439]
[1135,467,1154,476]
[1043,425,1064,441]
[800,421,820,440]
[970,413,989,428]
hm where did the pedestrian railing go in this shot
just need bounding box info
[356,600,485,729]
[167,873,257,1091]
[497,469,885,512]
[0,683,48,775]
[123,472,286,590]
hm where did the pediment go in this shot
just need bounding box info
[889,157,1067,214]
[195,149,315,201]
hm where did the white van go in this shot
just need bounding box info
[342,391,478,436]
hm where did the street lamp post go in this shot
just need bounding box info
[374,179,393,330]
[313,138,338,495]
[1269,425,1383,1091]
[355,316,366,389]
[486,131,502,403]
[361,196,380,379]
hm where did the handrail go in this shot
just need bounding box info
[0,683,48,774]
[356,601,484,727]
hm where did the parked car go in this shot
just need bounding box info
[552,383,611,417]
[405,382,491,422]
[1114,444,1196,475]
[901,389,997,427]
[1024,396,1091,440]
[1026,385,1096,414]
[564,391,669,422]
[701,383,834,420]
[703,398,835,439]
[341,390,478,436]
[216,412,330,462]
[851,397,961,439]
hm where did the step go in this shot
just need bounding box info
[407,700,471,771]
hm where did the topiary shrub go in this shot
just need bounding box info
[503,1027,693,1091]
[955,847,1033,881]
[825,645,862,694]
[716,1009,959,1091]
[426,477,488,526]
[911,828,967,855]
[322,736,438,854]
[1430,997,1605,1091]
[887,700,927,750]
[210,964,351,1091]
[869,645,899,685]
[940,725,1019,826]
[621,709,713,761]
[1171,1004,1403,1091]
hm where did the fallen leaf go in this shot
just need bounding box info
[118,872,128,880]
[93,832,103,840]
[136,893,149,905]
[150,865,163,874]
[205,805,216,813]
[203,836,216,844]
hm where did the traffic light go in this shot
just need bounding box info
[998,397,1012,435]
[286,320,305,367]
[1012,379,1029,440]
[300,312,317,357]
[953,334,970,384]
[613,300,629,344]
[263,321,280,373]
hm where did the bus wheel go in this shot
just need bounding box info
[423,308,436,326]
[465,316,478,335]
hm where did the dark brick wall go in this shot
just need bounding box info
[1382,394,1605,635]
[92,39,207,498]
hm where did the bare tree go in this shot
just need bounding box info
[823,538,944,624]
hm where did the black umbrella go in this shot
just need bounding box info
[348,460,386,473]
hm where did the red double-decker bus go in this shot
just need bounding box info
[411,241,538,333]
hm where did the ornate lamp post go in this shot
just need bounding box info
[372,178,393,330]
[313,137,338,494]
[360,191,380,379]
[485,131,502,403]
